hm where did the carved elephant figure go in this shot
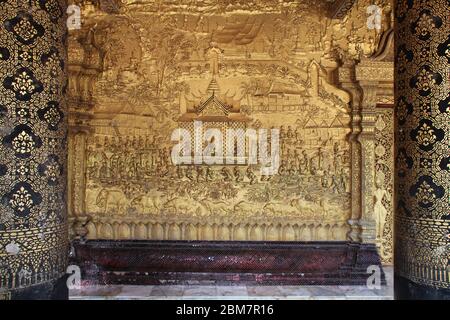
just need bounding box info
[319,199,344,221]
[199,199,232,216]
[130,195,160,215]
[262,202,298,217]
[96,189,128,215]
[162,197,199,216]
[289,198,317,219]
[233,201,259,216]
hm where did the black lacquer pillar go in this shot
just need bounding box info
[394,0,449,299]
[0,0,68,299]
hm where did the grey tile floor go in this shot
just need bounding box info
[70,267,394,300]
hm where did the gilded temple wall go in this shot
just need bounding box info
[66,0,395,261]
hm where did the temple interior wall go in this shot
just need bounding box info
[67,0,395,263]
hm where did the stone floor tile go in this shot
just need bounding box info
[150,285,185,297]
[306,286,346,297]
[246,286,283,296]
[183,285,218,296]
[216,286,248,297]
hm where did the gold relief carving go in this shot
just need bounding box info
[72,132,88,216]
[356,62,393,82]
[337,64,363,241]
[359,139,376,242]
[67,0,396,246]
[374,108,394,264]
[377,95,394,105]
[68,123,92,240]
[357,82,378,243]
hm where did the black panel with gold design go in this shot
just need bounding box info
[394,0,449,297]
[0,0,68,299]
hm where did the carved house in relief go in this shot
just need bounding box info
[251,81,308,112]
[178,79,252,162]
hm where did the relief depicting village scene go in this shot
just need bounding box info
[70,0,393,240]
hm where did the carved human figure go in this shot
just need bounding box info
[322,170,329,188]
[176,165,184,179]
[206,42,223,78]
[185,165,194,181]
[361,36,375,57]
[196,166,205,182]
[308,61,320,96]
[206,166,214,181]
[234,166,243,182]
[246,167,257,185]
[221,166,232,181]
[374,175,388,240]
[300,150,309,174]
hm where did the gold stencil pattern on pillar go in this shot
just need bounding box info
[0,0,68,290]
[395,0,449,289]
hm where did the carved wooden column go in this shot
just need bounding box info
[338,62,363,242]
[339,58,395,252]
[355,60,395,244]
[66,28,100,242]
[394,0,449,298]
[68,124,91,242]
[0,1,68,299]
[356,79,378,244]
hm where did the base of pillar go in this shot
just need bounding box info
[395,276,450,300]
[8,276,69,300]
[71,240,385,286]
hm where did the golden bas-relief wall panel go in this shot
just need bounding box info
[67,0,395,243]
[374,108,394,264]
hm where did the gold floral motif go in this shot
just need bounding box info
[11,71,36,96]
[415,68,436,92]
[415,180,436,205]
[16,108,27,118]
[416,122,436,146]
[13,19,38,42]
[418,47,430,60]
[9,186,34,213]
[44,160,59,183]
[44,53,62,77]
[44,0,62,18]
[16,164,29,176]
[19,51,31,61]
[418,103,430,116]
[12,130,35,154]
[44,107,61,127]
[420,158,432,169]
[415,12,437,37]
